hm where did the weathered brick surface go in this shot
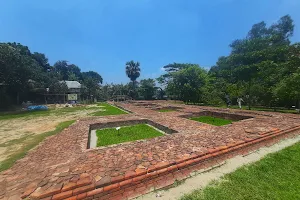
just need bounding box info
[1,101,300,199]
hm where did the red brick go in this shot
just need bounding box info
[123,190,135,197]
[147,165,156,172]
[52,190,73,200]
[80,173,90,179]
[208,148,217,154]
[167,165,178,172]
[124,190,140,199]
[95,176,111,187]
[119,179,133,187]
[124,171,136,179]
[176,162,186,169]
[61,182,77,192]
[156,168,168,175]
[185,159,195,166]
[86,188,103,197]
[154,161,170,170]
[175,158,187,164]
[110,194,124,200]
[30,184,63,199]
[132,174,146,183]
[73,184,95,195]
[135,186,147,194]
[21,182,38,198]
[135,168,147,176]
[76,177,92,187]
[111,175,125,183]
[40,197,52,200]
[65,196,77,200]
[103,183,120,192]
[77,192,87,199]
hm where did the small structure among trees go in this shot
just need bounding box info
[44,81,82,104]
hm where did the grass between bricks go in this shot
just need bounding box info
[0,120,75,172]
[96,124,163,147]
[92,103,128,116]
[189,116,233,126]
[181,142,300,200]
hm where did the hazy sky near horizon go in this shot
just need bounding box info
[0,0,300,84]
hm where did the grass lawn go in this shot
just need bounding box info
[158,109,176,112]
[0,120,75,172]
[190,116,233,126]
[96,124,163,147]
[181,142,300,200]
[216,105,299,114]
[92,103,128,116]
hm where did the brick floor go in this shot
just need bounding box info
[1,101,300,200]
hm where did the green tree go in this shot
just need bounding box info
[125,60,141,89]
[168,66,208,103]
[53,61,82,81]
[81,71,103,101]
[209,15,295,109]
[157,63,199,85]
[275,70,300,109]
[0,43,43,105]
[139,79,156,100]
[54,60,69,80]
[81,71,103,84]
[32,52,50,71]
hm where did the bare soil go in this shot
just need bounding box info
[0,105,99,162]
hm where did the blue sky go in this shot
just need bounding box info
[0,0,299,84]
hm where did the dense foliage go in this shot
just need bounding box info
[158,15,300,109]
[0,42,102,109]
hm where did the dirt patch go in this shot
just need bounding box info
[0,107,98,163]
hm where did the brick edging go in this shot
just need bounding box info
[26,125,300,200]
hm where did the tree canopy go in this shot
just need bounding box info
[0,42,102,108]
[159,15,300,109]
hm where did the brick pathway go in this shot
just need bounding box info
[1,101,300,200]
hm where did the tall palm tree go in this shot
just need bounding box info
[125,60,141,89]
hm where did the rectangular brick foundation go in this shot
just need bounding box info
[61,126,300,200]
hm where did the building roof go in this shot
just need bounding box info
[60,81,81,89]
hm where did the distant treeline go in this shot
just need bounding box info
[0,42,102,108]
[1,15,300,110]
[157,15,300,109]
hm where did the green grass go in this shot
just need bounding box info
[158,109,176,112]
[216,105,298,114]
[92,103,128,116]
[0,120,75,172]
[96,124,163,147]
[190,116,233,126]
[181,142,300,200]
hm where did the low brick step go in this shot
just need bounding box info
[24,125,300,200]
